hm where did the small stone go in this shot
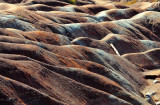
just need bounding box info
[156,102,160,105]
[153,80,160,84]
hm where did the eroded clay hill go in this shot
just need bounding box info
[0,0,160,105]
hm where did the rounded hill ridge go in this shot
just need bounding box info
[0,0,159,105]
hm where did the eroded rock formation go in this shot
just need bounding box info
[0,0,160,105]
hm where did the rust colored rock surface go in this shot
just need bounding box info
[0,0,159,105]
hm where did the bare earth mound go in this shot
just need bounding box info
[0,0,160,105]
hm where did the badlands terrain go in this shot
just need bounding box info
[0,0,160,105]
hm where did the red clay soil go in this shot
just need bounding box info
[0,0,160,105]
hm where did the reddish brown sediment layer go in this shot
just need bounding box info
[0,0,160,105]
